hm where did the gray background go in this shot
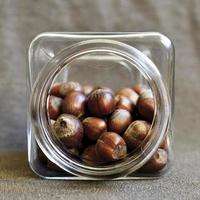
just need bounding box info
[0,0,200,199]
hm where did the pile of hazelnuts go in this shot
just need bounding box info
[47,81,169,173]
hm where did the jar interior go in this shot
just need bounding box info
[54,52,149,89]
[47,51,154,168]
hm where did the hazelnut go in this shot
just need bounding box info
[123,120,151,150]
[96,132,127,161]
[139,148,168,173]
[115,95,135,113]
[117,88,139,105]
[59,81,83,97]
[82,117,107,141]
[132,84,147,95]
[50,82,62,97]
[48,95,63,120]
[108,109,132,135]
[62,91,86,118]
[137,89,154,122]
[81,145,104,165]
[83,85,94,96]
[87,89,115,117]
[53,114,83,148]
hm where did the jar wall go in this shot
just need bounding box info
[28,32,174,180]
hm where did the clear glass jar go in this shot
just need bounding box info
[27,32,174,180]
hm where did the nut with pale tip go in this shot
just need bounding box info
[82,117,107,141]
[96,132,127,162]
[59,81,83,97]
[108,109,132,135]
[117,88,139,105]
[123,120,151,150]
[139,148,168,173]
[137,89,154,122]
[115,95,135,113]
[53,114,83,148]
[87,89,115,117]
[48,95,63,120]
[62,91,86,118]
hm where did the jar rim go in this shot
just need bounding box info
[30,39,171,178]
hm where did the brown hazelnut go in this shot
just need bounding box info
[53,114,83,148]
[108,109,132,135]
[137,90,154,122]
[48,95,63,120]
[87,89,115,117]
[132,84,147,95]
[62,91,86,118]
[81,145,104,165]
[115,95,135,113]
[117,88,139,105]
[83,85,94,96]
[96,132,127,161]
[59,81,83,97]
[123,120,151,150]
[139,148,168,173]
[50,82,62,97]
[82,117,107,141]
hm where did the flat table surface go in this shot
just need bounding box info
[0,1,200,199]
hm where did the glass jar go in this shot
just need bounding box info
[27,32,174,180]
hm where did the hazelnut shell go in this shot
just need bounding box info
[48,95,63,120]
[139,148,168,173]
[117,88,139,105]
[83,117,107,141]
[59,81,83,97]
[96,132,127,162]
[115,95,135,113]
[108,109,132,135]
[53,114,83,148]
[87,89,115,117]
[137,94,154,122]
[123,120,151,150]
[62,91,86,118]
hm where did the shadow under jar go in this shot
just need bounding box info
[28,32,174,180]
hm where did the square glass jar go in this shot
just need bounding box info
[27,32,174,180]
